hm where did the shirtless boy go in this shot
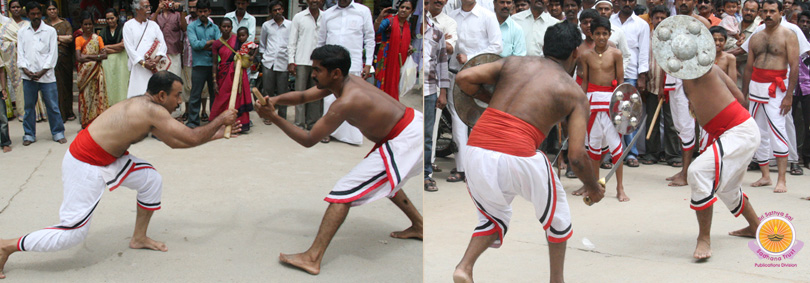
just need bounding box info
[710,26,738,79]
[0,71,240,278]
[574,16,628,201]
[255,45,423,275]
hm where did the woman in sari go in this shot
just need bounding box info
[100,8,130,106]
[75,12,108,129]
[211,19,252,132]
[1,0,37,120]
[44,0,76,121]
[373,0,414,101]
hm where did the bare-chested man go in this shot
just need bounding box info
[664,0,712,186]
[451,22,604,283]
[742,0,799,193]
[0,71,240,279]
[679,65,762,260]
[575,17,629,201]
[254,45,423,275]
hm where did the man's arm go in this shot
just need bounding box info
[480,15,503,55]
[783,31,799,116]
[187,23,207,51]
[636,24,650,92]
[566,92,604,203]
[150,107,239,148]
[123,22,146,66]
[37,29,59,77]
[455,59,504,103]
[154,23,168,58]
[268,86,332,106]
[727,54,738,82]
[255,95,345,147]
[742,46,754,96]
[259,21,269,55]
[719,65,747,107]
[362,10,376,78]
[287,16,299,74]
[580,58,590,93]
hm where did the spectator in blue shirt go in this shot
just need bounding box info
[185,0,221,128]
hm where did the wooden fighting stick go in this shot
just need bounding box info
[224,58,242,139]
[646,99,664,140]
[251,87,267,105]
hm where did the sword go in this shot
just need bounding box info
[550,138,568,168]
[584,119,647,206]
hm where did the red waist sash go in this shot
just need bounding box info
[69,130,125,166]
[576,75,617,92]
[468,108,546,157]
[702,102,751,146]
[751,67,787,98]
[367,107,414,156]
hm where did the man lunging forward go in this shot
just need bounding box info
[452,22,604,283]
[255,45,423,275]
[0,71,239,278]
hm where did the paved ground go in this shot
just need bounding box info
[426,154,810,282]
[0,91,423,282]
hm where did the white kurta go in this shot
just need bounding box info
[123,19,167,98]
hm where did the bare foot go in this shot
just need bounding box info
[665,172,678,181]
[0,244,16,279]
[453,268,473,283]
[572,186,586,196]
[693,237,712,260]
[729,226,757,238]
[750,177,772,187]
[667,172,688,186]
[390,226,423,240]
[773,182,787,193]
[129,236,168,251]
[617,190,630,202]
[2,146,10,153]
[279,252,320,275]
[803,196,810,200]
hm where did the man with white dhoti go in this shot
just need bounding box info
[316,0,375,145]
[124,0,168,98]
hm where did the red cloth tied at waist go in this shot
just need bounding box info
[468,108,546,157]
[587,93,612,133]
[751,67,787,98]
[367,107,414,157]
[69,130,127,166]
[576,75,617,92]
[701,102,751,148]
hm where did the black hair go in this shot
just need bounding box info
[7,0,20,7]
[799,2,810,12]
[25,1,41,14]
[197,0,211,10]
[590,16,611,34]
[543,22,583,60]
[709,25,728,39]
[743,0,759,10]
[221,17,233,25]
[45,0,58,10]
[268,0,283,10]
[650,4,670,17]
[310,45,351,77]
[762,0,782,11]
[579,8,599,22]
[80,10,93,23]
[105,8,119,17]
[567,0,582,8]
[723,0,739,6]
[801,10,810,20]
[633,4,646,15]
[398,0,416,9]
[147,71,184,95]
[237,26,249,35]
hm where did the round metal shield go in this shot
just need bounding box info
[652,15,715,80]
[609,83,645,135]
[453,53,502,127]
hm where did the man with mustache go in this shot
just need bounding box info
[727,0,761,87]
[0,71,239,279]
[697,0,722,26]
[741,0,803,193]
[495,0,527,56]
[548,0,565,20]
[563,0,581,25]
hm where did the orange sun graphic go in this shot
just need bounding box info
[758,219,794,254]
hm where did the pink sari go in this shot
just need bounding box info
[210,36,252,130]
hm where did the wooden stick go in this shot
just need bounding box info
[646,99,664,140]
[224,58,243,139]
[251,87,266,105]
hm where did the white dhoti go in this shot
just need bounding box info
[748,73,791,165]
[586,90,624,163]
[17,148,162,252]
[667,77,697,151]
[127,65,153,98]
[463,146,572,248]
[325,109,422,206]
[447,72,468,172]
[688,118,758,216]
[123,19,167,99]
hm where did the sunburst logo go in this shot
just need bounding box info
[749,211,804,264]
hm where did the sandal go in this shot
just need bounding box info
[424,178,438,192]
[565,167,577,179]
[790,163,804,176]
[263,119,273,125]
[201,113,209,122]
[626,158,639,168]
[600,161,613,169]
[320,136,331,143]
[66,115,76,121]
[640,158,656,165]
[667,159,683,168]
[447,171,465,182]
[432,164,443,173]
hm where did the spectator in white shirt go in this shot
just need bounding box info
[446,0,502,182]
[427,0,458,57]
[288,0,323,130]
[260,1,292,122]
[18,1,66,145]
[512,0,556,56]
[610,0,650,166]
[224,0,256,42]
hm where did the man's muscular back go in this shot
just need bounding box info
[682,66,746,126]
[329,76,406,142]
[86,96,173,156]
[488,56,587,136]
[749,26,798,70]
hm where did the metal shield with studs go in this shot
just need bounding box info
[652,15,715,79]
